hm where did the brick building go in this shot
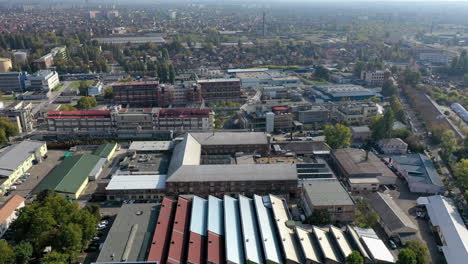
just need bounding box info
[112,81,174,107]
[197,78,241,103]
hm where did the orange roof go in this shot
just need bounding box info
[0,195,25,224]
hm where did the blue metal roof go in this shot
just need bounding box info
[224,195,245,264]
[253,195,283,264]
[207,196,224,235]
[239,195,264,264]
[189,196,208,236]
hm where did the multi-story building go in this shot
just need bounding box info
[50,46,67,60]
[25,70,60,92]
[419,52,451,65]
[360,71,389,87]
[34,53,54,69]
[157,109,214,131]
[173,82,202,106]
[271,106,293,132]
[112,81,174,107]
[0,101,35,133]
[0,58,12,72]
[0,72,27,93]
[332,102,379,125]
[47,110,113,132]
[197,78,241,103]
[297,105,330,125]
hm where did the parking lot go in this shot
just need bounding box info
[0,149,67,206]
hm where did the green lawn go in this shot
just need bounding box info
[0,96,17,101]
[69,80,94,89]
[52,84,64,92]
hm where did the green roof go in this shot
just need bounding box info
[94,143,117,159]
[34,154,101,195]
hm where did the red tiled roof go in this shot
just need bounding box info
[147,197,177,263]
[207,232,225,264]
[167,197,191,264]
[187,232,206,264]
[0,195,25,224]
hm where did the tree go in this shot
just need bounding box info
[103,86,113,99]
[406,241,429,264]
[314,65,330,81]
[85,204,101,220]
[397,249,418,264]
[464,73,468,87]
[77,96,97,110]
[56,223,83,257]
[324,124,352,149]
[0,241,15,264]
[14,242,33,264]
[370,109,394,141]
[390,97,406,123]
[403,69,421,86]
[382,80,398,97]
[305,208,331,226]
[40,252,69,264]
[356,211,379,228]
[346,251,364,264]
[59,105,77,111]
[78,80,89,96]
[440,130,457,161]
[0,117,19,139]
[168,64,176,84]
[392,128,412,140]
[453,159,468,189]
[353,61,366,77]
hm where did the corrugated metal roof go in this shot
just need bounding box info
[238,195,263,264]
[190,196,208,236]
[253,195,282,264]
[190,132,268,146]
[94,143,117,159]
[207,196,224,235]
[224,195,245,264]
[207,233,224,264]
[329,226,353,260]
[147,197,176,262]
[360,236,395,263]
[312,226,340,263]
[0,140,45,177]
[346,225,371,261]
[187,232,205,264]
[106,175,166,190]
[167,197,191,264]
[295,227,321,263]
[269,194,301,263]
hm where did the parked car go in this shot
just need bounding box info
[389,239,397,249]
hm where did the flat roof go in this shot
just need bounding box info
[106,175,166,191]
[96,203,158,262]
[94,143,117,158]
[346,225,371,261]
[424,195,468,264]
[224,195,244,264]
[360,236,395,263]
[129,141,174,152]
[197,78,240,83]
[93,36,166,43]
[207,195,224,235]
[227,68,269,73]
[302,179,354,206]
[0,140,45,177]
[270,195,301,263]
[239,195,263,264]
[190,196,208,236]
[313,226,340,263]
[369,192,417,234]
[296,227,321,263]
[253,195,283,264]
[147,197,176,262]
[190,132,268,146]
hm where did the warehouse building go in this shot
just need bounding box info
[224,196,245,264]
[314,84,380,102]
[34,154,101,199]
[207,195,225,264]
[369,192,418,245]
[94,143,118,162]
[386,154,445,194]
[96,203,158,263]
[295,227,321,264]
[312,226,340,263]
[348,226,395,263]
[0,140,47,195]
[239,195,263,264]
[187,196,208,264]
[147,197,176,263]
[105,174,166,201]
[167,196,191,264]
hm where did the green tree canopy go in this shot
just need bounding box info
[397,249,418,264]
[314,65,330,81]
[324,124,352,149]
[14,242,33,264]
[390,96,406,123]
[406,241,429,264]
[453,159,468,189]
[0,240,15,264]
[440,130,458,161]
[382,80,398,97]
[40,251,69,264]
[370,109,395,141]
[346,250,364,264]
[58,104,77,111]
[0,117,19,142]
[305,208,331,226]
[77,96,97,110]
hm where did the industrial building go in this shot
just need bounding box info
[348,226,395,263]
[377,138,408,155]
[0,140,47,195]
[112,81,174,107]
[224,195,245,264]
[0,195,25,238]
[105,174,166,201]
[253,195,282,264]
[301,179,355,223]
[314,84,380,102]
[207,195,225,264]
[0,58,12,72]
[197,78,242,103]
[386,154,445,194]
[96,203,158,263]
[0,72,27,93]
[147,197,176,263]
[360,71,389,87]
[93,143,118,162]
[238,195,263,264]
[331,148,397,192]
[166,196,191,264]
[451,103,468,122]
[34,154,102,199]
[25,70,60,92]
[369,192,418,244]
[417,195,468,264]
[187,196,208,264]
